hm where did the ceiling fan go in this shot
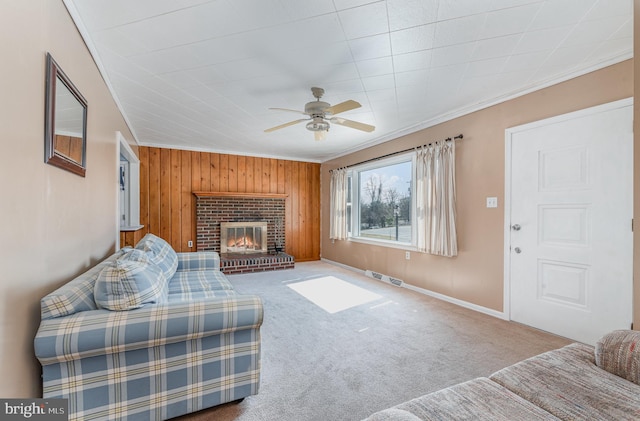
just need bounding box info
[264,87,375,141]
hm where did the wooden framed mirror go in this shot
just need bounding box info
[45,53,87,177]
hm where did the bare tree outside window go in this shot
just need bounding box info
[357,160,412,243]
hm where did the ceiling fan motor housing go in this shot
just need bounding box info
[305,100,330,115]
[305,100,331,132]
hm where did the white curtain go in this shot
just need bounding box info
[329,168,348,240]
[415,140,457,257]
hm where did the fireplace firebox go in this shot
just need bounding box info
[220,222,268,254]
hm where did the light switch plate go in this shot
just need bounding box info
[486,197,498,208]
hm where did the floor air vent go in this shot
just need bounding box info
[389,277,404,287]
[365,270,404,287]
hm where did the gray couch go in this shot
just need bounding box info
[364,330,640,420]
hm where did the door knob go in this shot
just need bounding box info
[512,224,521,231]
[514,247,522,254]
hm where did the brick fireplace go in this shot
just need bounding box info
[194,192,294,274]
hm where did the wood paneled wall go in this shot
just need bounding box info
[121,147,321,261]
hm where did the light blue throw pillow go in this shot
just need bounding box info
[135,233,178,281]
[94,249,168,311]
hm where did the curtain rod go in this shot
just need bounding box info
[330,134,463,172]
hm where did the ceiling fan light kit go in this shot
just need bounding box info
[265,87,375,140]
[306,117,330,132]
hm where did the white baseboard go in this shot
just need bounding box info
[321,258,508,321]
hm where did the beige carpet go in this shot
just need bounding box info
[174,261,571,421]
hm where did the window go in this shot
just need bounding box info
[349,153,414,246]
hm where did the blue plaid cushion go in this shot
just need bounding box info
[40,251,127,320]
[135,233,178,280]
[176,252,220,271]
[94,249,168,311]
[170,269,233,292]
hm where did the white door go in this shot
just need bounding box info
[506,99,633,345]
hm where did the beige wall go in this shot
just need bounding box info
[321,61,633,314]
[0,1,135,396]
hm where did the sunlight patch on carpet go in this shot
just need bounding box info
[287,276,382,314]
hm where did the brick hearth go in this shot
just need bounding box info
[220,252,294,274]
[194,192,294,273]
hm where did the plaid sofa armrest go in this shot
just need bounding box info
[176,252,220,271]
[35,295,263,365]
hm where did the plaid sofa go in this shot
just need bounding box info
[35,234,263,421]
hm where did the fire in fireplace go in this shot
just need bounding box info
[220,222,268,254]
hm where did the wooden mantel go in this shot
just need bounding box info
[193,191,288,199]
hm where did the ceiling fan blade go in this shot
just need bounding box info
[314,130,327,141]
[330,117,375,132]
[268,107,308,115]
[264,119,308,133]
[325,100,361,115]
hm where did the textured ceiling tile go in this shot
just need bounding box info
[361,74,396,91]
[356,57,394,78]
[586,37,632,63]
[512,26,573,54]
[437,0,495,20]
[387,0,438,31]
[426,64,466,87]
[115,2,241,51]
[288,14,347,47]
[432,14,486,48]
[501,51,550,73]
[583,0,632,21]
[528,0,598,31]
[430,43,476,67]
[338,2,389,39]
[390,24,436,55]
[610,18,633,39]
[367,88,397,103]
[541,44,595,69]
[464,57,510,78]
[480,3,542,39]
[349,34,392,61]
[314,62,362,84]
[91,29,149,57]
[393,50,432,73]
[277,0,336,19]
[471,34,521,61]
[216,58,282,83]
[333,0,380,11]
[129,49,197,75]
[395,68,429,87]
[322,78,366,94]
[560,15,631,48]
[185,34,254,67]
[489,0,545,10]
[73,0,210,31]
[186,66,228,86]
[589,37,633,57]
[396,84,429,106]
[456,74,503,101]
